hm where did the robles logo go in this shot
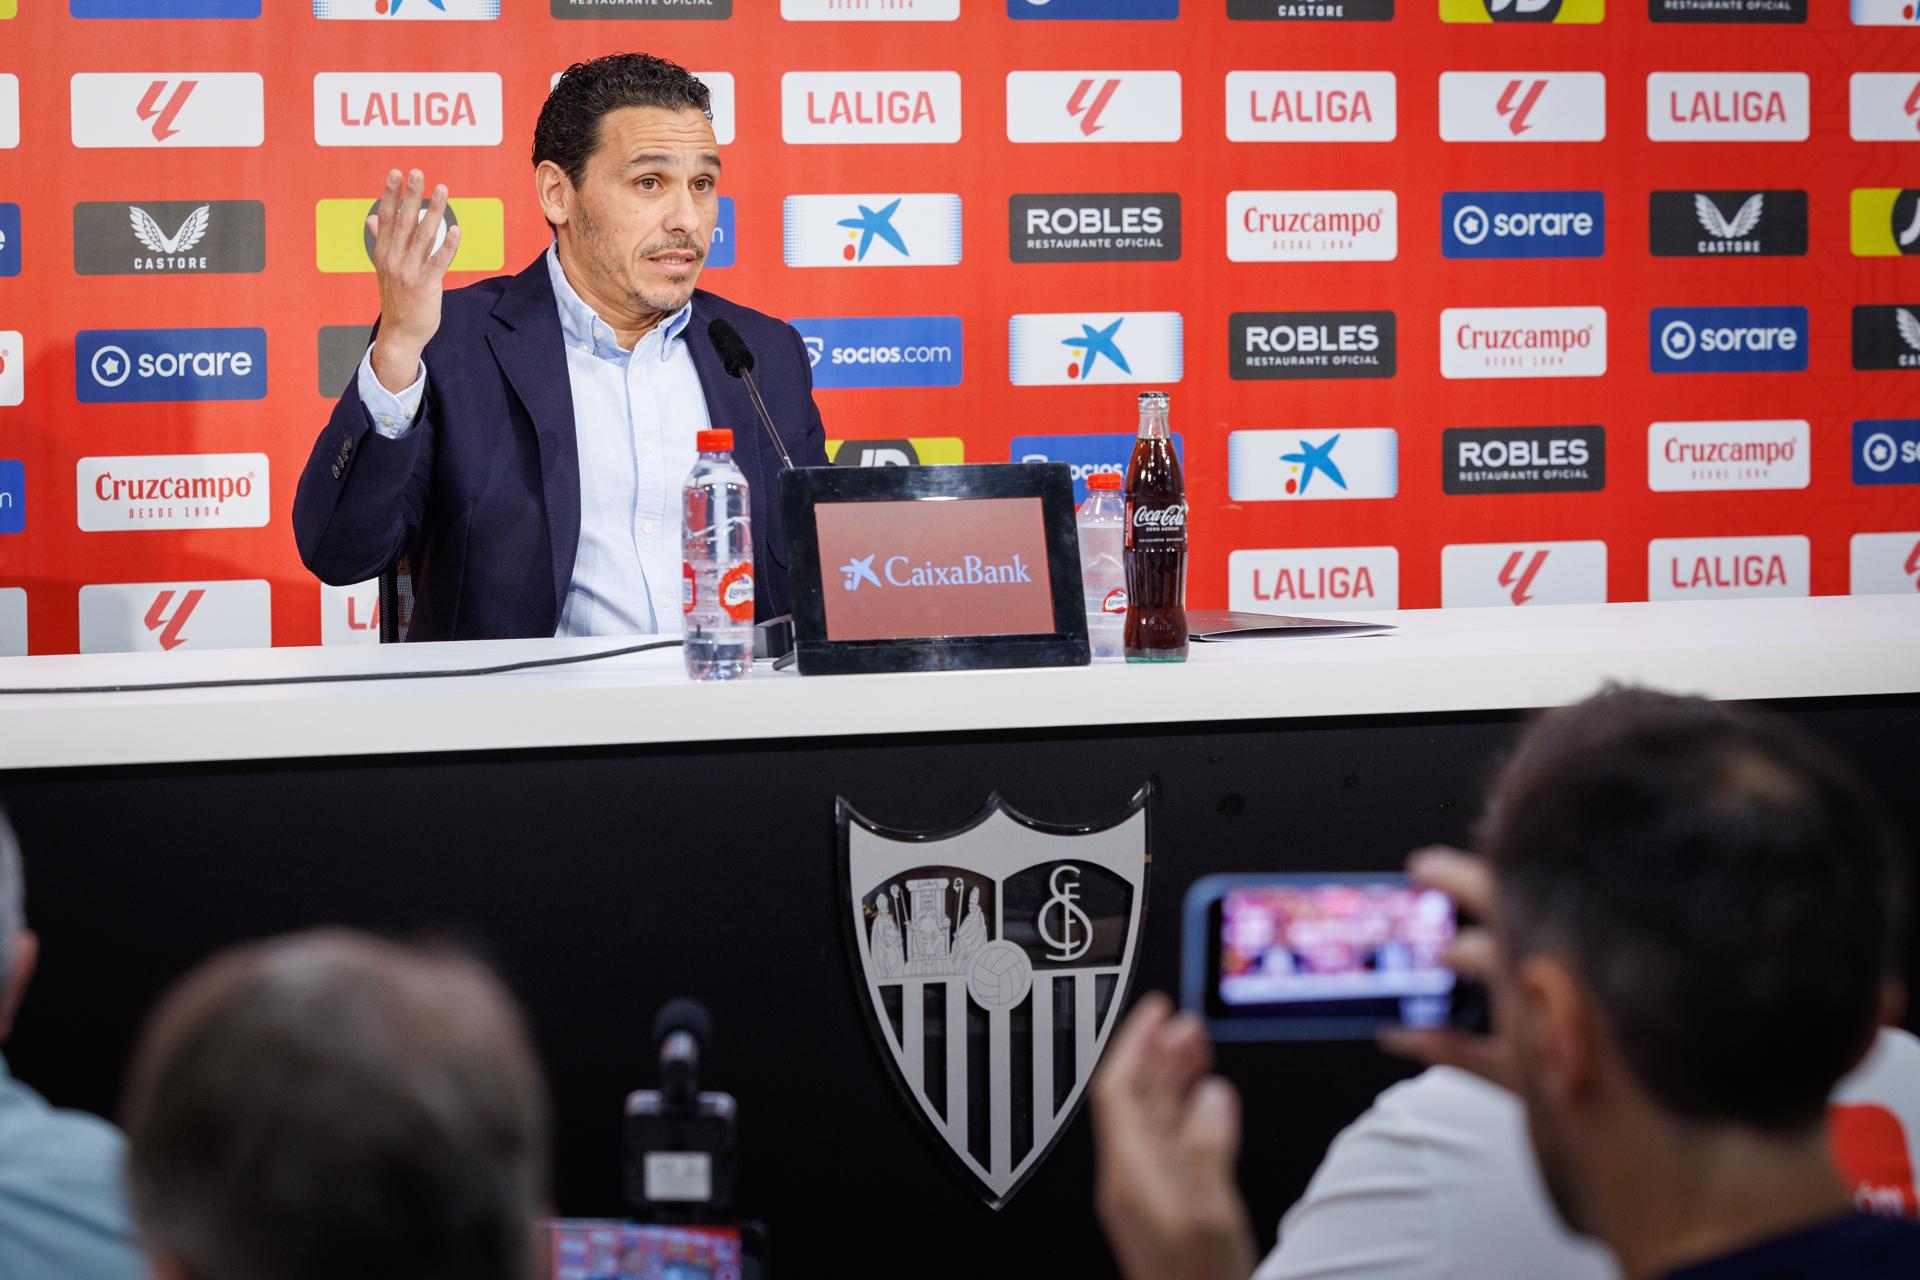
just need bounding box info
[1226,72,1396,143]
[1009,194,1180,263]
[1441,307,1608,380]
[1650,306,1806,374]
[1009,432,1186,504]
[314,73,502,146]
[792,317,963,389]
[783,194,962,268]
[1229,547,1399,612]
[1442,191,1604,259]
[77,328,267,404]
[1648,421,1810,491]
[1231,311,1396,381]
[78,580,271,653]
[1227,429,1399,501]
[1228,191,1396,262]
[1439,72,1606,142]
[76,453,270,531]
[783,72,961,145]
[1649,536,1808,601]
[1648,73,1809,142]
[1850,74,1920,140]
[1008,312,1183,387]
[1443,426,1605,494]
[1653,0,1804,21]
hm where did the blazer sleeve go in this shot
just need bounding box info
[292,322,437,587]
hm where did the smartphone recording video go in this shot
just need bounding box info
[1181,873,1469,1041]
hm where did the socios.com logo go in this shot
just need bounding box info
[838,551,1035,591]
[0,460,22,536]
[0,203,17,277]
[1854,420,1920,485]
[76,328,268,403]
[1009,431,1186,504]
[1442,191,1604,259]
[1650,307,1807,374]
[791,316,963,389]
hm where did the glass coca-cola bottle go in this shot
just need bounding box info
[1123,391,1188,662]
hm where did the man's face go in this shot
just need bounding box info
[561,105,719,318]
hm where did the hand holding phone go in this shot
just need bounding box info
[1378,846,1516,1089]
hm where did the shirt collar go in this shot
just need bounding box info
[545,243,691,364]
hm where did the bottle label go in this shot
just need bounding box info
[1125,500,1188,549]
[719,562,756,623]
[1102,587,1129,614]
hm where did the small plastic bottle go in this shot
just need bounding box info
[681,428,753,681]
[1077,471,1128,661]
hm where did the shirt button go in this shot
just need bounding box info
[642,440,655,453]
[642,520,657,535]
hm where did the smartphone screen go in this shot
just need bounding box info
[548,1220,746,1280]
[1183,874,1462,1041]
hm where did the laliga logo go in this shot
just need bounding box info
[1499,549,1549,605]
[1067,78,1121,136]
[1661,320,1698,361]
[137,80,197,143]
[1497,79,1547,135]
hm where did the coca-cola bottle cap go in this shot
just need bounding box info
[1087,472,1122,491]
[1137,391,1169,410]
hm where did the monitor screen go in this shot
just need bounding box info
[812,496,1056,641]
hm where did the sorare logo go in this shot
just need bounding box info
[1227,429,1400,501]
[1850,189,1920,257]
[1439,0,1604,21]
[792,317,963,389]
[72,0,260,14]
[1852,306,1920,371]
[1442,191,1603,259]
[313,0,500,17]
[1231,311,1396,381]
[783,194,962,268]
[77,328,268,404]
[1650,307,1807,374]
[0,460,22,536]
[74,200,267,275]
[1442,426,1605,494]
[1654,0,1804,21]
[1007,312,1183,386]
[1007,0,1178,15]
[0,203,18,276]
[1650,190,1807,257]
[1009,432,1186,504]
[1855,421,1920,486]
[1009,194,1181,263]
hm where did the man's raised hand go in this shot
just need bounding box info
[367,168,462,394]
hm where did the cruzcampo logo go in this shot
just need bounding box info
[314,197,503,273]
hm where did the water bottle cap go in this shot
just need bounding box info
[1086,472,1123,491]
[697,428,734,453]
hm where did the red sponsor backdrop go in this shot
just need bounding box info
[0,3,1915,654]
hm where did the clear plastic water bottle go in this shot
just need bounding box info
[682,428,754,681]
[1077,471,1128,661]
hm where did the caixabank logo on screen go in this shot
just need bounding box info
[1008,312,1183,386]
[1442,426,1605,493]
[1009,194,1180,262]
[1226,72,1396,142]
[1650,190,1806,257]
[77,329,267,403]
[783,194,961,268]
[793,317,963,389]
[1652,0,1803,21]
[1231,311,1395,380]
[74,200,266,275]
[1440,0,1604,21]
[1850,190,1920,257]
[1009,431,1186,504]
[1442,192,1603,259]
[1856,421,1920,486]
[76,453,269,532]
[1852,306,1920,371]
[1650,307,1806,374]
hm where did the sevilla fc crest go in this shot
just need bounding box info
[839,788,1150,1208]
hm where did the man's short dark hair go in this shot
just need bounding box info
[123,930,550,1280]
[534,52,712,189]
[1481,688,1907,1134]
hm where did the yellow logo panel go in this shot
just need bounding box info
[0,2,16,20]
[827,437,966,467]
[1851,189,1920,258]
[1440,0,1603,20]
[315,198,504,274]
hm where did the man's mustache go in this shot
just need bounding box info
[639,238,706,261]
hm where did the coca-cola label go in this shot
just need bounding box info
[1126,500,1187,547]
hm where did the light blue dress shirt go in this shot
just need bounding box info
[356,245,710,637]
[0,1052,145,1280]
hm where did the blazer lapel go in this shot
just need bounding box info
[488,255,579,623]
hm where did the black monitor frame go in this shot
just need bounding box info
[778,462,1091,676]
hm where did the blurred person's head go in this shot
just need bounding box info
[0,808,38,1044]
[1480,688,1907,1235]
[123,930,550,1280]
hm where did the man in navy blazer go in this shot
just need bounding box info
[294,54,826,643]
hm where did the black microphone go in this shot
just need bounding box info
[653,997,711,1115]
[707,318,795,471]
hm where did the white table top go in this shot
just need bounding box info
[1,596,1916,772]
